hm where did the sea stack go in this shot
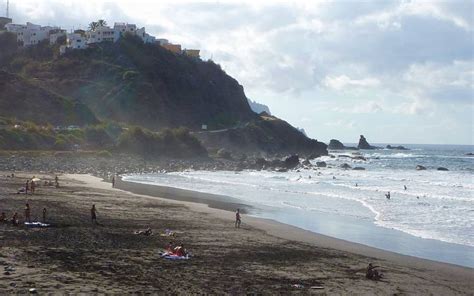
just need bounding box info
[357,135,376,149]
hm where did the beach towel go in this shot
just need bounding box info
[162,254,190,260]
[24,222,50,228]
[159,251,191,260]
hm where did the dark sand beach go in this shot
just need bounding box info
[0,172,473,294]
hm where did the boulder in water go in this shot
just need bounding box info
[437,167,449,171]
[302,159,311,166]
[386,144,409,150]
[284,155,300,169]
[416,165,426,170]
[353,167,365,170]
[352,155,367,161]
[340,163,352,169]
[316,161,327,167]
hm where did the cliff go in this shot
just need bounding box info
[0,35,255,130]
[195,114,327,157]
[0,34,327,156]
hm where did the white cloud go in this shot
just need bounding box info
[322,75,380,91]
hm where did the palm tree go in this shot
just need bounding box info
[97,19,107,27]
[88,21,99,31]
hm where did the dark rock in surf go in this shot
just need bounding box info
[284,155,300,169]
[386,145,409,150]
[416,165,426,170]
[437,167,449,171]
[353,167,365,170]
[358,135,377,150]
[316,161,327,167]
[340,163,352,169]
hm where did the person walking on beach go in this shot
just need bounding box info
[91,204,98,225]
[112,176,115,188]
[55,175,59,188]
[235,208,241,228]
[30,179,36,194]
[25,180,29,195]
[42,207,47,223]
[24,203,31,223]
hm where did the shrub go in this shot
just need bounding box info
[96,150,112,158]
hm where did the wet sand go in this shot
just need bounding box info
[0,172,472,294]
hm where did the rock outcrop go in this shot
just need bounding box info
[357,135,377,149]
[437,167,449,171]
[416,165,427,170]
[328,139,346,150]
[386,145,409,150]
[316,161,327,167]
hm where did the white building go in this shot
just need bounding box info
[86,25,116,44]
[49,30,67,45]
[5,22,60,47]
[66,33,87,49]
[156,38,169,46]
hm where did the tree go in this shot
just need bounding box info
[97,19,107,27]
[88,21,98,31]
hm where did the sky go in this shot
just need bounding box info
[4,0,474,145]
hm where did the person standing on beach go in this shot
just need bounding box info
[42,207,47,223]
[30,179,36,194]
[404,185,407,190]
[235,209,241,228]
[55,175,59,188]
[91,204,98,225]
[112,176,115,188]
[24,203,31,223]
[25,180,29,195]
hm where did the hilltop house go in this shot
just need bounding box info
[5,22,60,46]
[5,20,200,59]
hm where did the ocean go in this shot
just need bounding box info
[123,144,474,267]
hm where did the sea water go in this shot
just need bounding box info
[123,144,474,267]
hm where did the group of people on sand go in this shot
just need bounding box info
[1,203,47,226]
[17,176,60,195]
[165,241,188,257]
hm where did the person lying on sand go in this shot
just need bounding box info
[17,187,26,194]
[134,227,153,236]
[366,263,383,280]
